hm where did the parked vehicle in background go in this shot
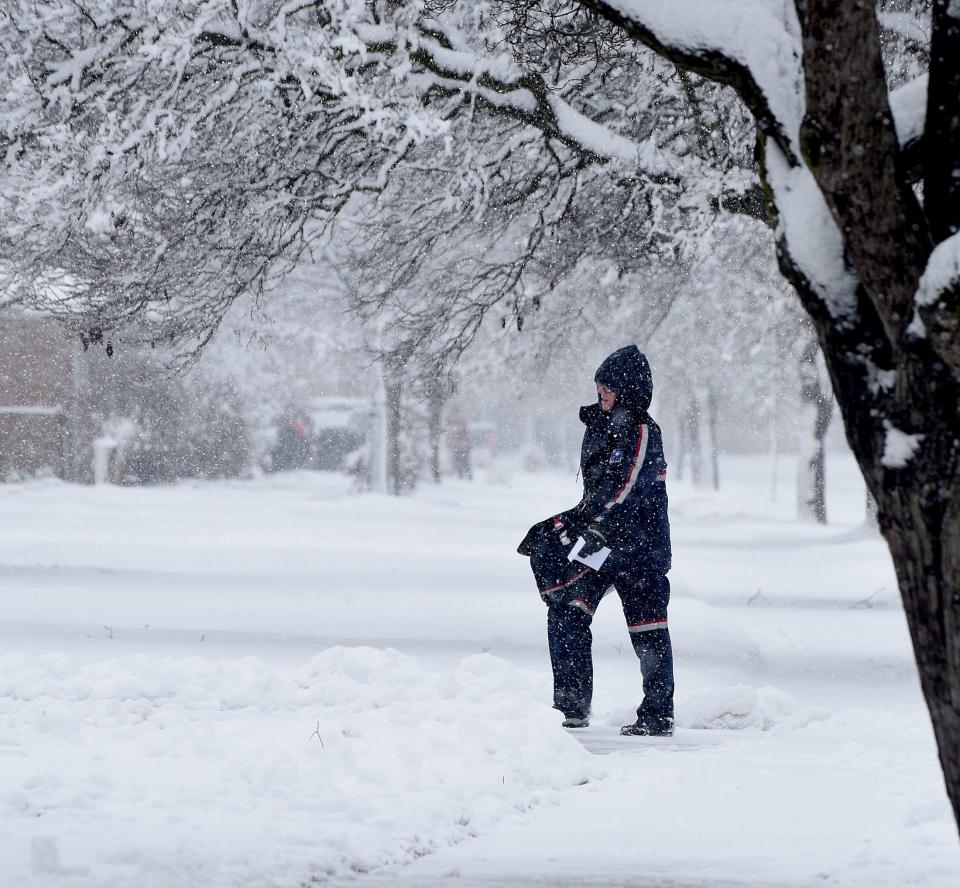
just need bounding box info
[268,396,370,473]
[309,396,369,470]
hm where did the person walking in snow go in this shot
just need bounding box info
[518,345,675,736]
[446,414,473,480]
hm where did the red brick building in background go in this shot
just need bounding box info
[0,315,88,481]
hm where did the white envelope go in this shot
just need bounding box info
[567,536,611,570]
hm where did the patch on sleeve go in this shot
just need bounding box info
[609,448,625,465]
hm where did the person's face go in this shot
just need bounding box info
[597,383,616,412]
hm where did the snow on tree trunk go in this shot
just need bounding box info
[797,333,832,524]
[865,489,879,530]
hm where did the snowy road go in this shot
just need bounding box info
[1,455,958,887]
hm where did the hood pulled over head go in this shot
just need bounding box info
[594,345,653,414]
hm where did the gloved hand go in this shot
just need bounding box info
[577,522,608,558]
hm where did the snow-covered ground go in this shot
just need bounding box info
[1,453,958,887]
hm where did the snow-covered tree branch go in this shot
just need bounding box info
[1,0,758,361]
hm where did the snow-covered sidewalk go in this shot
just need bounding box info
[339,709,957,888]
[1,456,958,886]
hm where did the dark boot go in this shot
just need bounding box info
[620,716,674,736]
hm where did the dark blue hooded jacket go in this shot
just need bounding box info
[568,345,671,577]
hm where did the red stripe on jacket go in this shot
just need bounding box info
[605,424,647,509]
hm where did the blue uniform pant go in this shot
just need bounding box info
[547,572,674,725]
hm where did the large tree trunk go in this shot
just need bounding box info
[792,212,960,837]
[797,1,960,826]
[873,459,960,831]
